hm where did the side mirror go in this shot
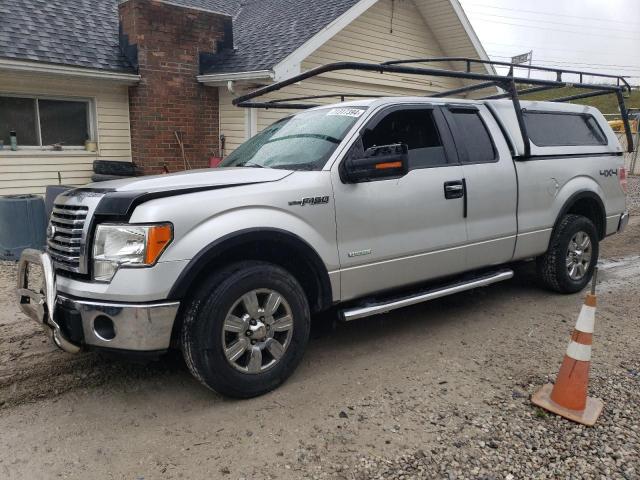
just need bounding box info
[341,143,409,183]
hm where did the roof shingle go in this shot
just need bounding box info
[0,0,361,75]
[0,0,134,72]
[200,0,362,74]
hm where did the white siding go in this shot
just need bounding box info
[219,86,251,153]
[302,0,464,92]
[417,0,482,61]
[0,71,132,196]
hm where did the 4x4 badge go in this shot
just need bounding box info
[289,196,330,206]
[599,169,618,178]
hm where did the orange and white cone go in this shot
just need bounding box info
[531,269,604,426]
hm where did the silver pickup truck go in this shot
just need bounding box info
[17,95,629,398]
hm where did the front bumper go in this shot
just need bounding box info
[16,249,180,353]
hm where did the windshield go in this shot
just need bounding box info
[219,107,366,171]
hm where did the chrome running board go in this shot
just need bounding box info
[340,269,514,321]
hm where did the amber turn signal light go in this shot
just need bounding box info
[145,224,173,264]
[375,161,403,170]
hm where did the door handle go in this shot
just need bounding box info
[444,181,464,199]
[444,179,468,218]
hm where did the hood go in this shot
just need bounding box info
[90,167,293,192]
[73,167,294,218]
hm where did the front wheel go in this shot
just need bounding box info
[181,261,310,398]
[536,214,599,294]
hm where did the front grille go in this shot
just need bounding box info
[48,204,89,273]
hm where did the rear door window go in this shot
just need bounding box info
[523,111,608,147]
[447,108,496,163]
[362,109,448,169]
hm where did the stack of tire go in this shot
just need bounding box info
[92,160,139,182]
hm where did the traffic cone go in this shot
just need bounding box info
[531,268,604,426]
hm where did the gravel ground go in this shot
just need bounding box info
[318,362,640,480]
[628,175,640,215]
[0,200,638,478]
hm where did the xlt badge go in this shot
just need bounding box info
[289,196,330,206]
[348,249,372,258]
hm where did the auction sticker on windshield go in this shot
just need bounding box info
[327,108,365,118]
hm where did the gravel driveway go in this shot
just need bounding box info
[0,193,638,479]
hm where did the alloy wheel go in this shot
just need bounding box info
[566,231,592,281]
[221,289,294,374]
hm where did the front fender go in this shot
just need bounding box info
[164,205,339,272]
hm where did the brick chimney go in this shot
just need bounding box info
[118,0,231,174]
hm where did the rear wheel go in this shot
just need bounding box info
[181,261,310,398]
[536,214,599,293]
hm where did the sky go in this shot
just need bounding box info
[457,0,640,86]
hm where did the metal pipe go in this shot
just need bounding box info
[429,81,498,98]
[550,90,614,102]
[616,90,635,153]
[232,61,620,107]
[263,93,382,103]
[507,80,532,158]
[232,59,633,156]
[381,57,632,91]
[483,85,558,100]
[236,101,322,110]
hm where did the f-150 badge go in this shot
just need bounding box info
[289,196,330,206]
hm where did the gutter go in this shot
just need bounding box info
[197,70,274,85]
[0,58,141,84]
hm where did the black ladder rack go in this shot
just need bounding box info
[232,58,635,156]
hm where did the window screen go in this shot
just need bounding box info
[39,99,89,146]
[0,97,39,146]
[524,112,607,147]
[362,109,447,169]
[0,96,90,147]
[448,110,496,163]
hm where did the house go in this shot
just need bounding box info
[0,0,493,195]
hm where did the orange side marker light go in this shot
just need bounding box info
[145,224,173,264]
[375,161,402,170]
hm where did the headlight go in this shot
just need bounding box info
[92,224,173,281]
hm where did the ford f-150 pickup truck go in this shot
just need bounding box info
[17,62,630,398]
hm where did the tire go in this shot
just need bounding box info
[93,160,137,176]
[536,214,599,294]
[181,261,311,398]
[91,174,132,182]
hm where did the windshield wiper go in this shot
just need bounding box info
[264,133,341,145]
[238,161,265,168]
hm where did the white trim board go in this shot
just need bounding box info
[448,0,496,75]
[0,59,141,84]
[198,70,274,85]
[272,0,380,81]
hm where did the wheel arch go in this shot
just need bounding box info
[553,190,606,241]
[168,228,333,314]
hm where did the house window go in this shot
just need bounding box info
[0,95,92,148]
